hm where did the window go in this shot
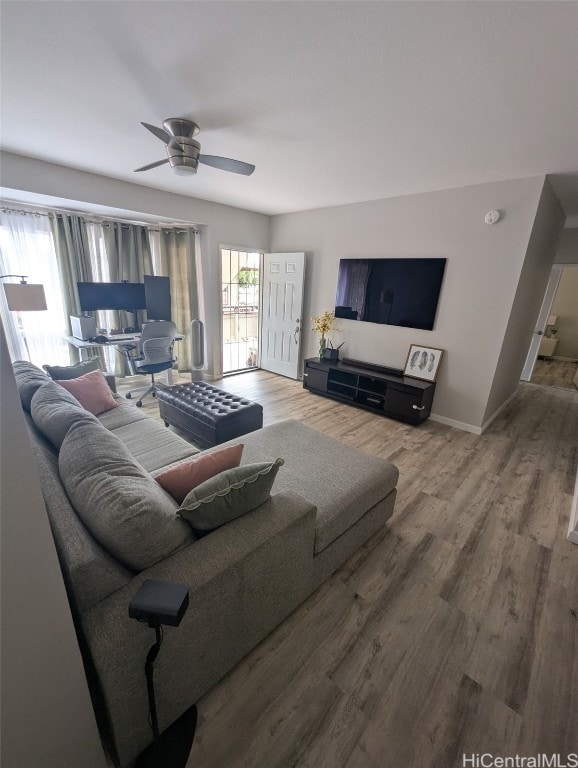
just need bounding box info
[0,211,69,365]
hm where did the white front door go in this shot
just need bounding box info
[260,252,305,379]
[520,265,563,381]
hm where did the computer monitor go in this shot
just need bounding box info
[77,281,147,311]
[144,275,172,321]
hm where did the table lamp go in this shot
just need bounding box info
[1,275,47,311]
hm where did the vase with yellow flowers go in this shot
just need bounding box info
[311,310,338,359]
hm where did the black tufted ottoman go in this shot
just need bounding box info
[156,381,263,449]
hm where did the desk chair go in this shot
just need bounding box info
[126,321,177,407]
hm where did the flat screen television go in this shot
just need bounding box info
[77,281,147,312]
[144,275,172,321]
[335,258,446,330]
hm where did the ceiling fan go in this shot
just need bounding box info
[134,118,255,177]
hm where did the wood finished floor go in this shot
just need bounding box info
[531,358,578,390]
[118,372,578,768]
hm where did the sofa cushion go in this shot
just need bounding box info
[59,420,196,571]
[226,420,399,554]
[97,400,150,430]
[57,369,119,415]
[178,458,284,534]
[25,414,132,611]
[156,443,244,503]
[43,358,101,380]
[31,380,99,449]
[44,359,118,394]
[12,360,50,412]
[111,418,200,473]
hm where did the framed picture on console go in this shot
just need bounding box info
[403,344,444,382]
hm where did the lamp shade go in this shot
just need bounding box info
[3,283,48,311]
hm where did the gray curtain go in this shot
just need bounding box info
[102,222,153,375]
[102,221,153,326]
[158,228,198,371]
[49,213,92,362]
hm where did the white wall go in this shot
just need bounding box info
[0,325,106,767]
[555,227,578,265]
[0,151,271,377]
[483,179,565,423]
[271,176,549,431]
[550,266,578,360]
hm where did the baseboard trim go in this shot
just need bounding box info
[429,413,482,435]
[430,389,518,436]
[480,390,518,434]
[568,467,578,545]
[552,355,578,363]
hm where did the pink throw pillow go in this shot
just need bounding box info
[57,369,119,416]
[156,444,244,503]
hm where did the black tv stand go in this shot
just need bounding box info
[303,357,435,425]
[341,357,404,377]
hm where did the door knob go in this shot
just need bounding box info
[294,318,300,345]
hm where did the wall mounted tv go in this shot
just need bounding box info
[335,258,446,331]
[77,281,147,312]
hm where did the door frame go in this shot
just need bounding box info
[219,244,264,377]
[520,264,563,381]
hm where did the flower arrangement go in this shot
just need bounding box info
[311,310,339,358]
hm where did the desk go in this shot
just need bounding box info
[63,334,184,384]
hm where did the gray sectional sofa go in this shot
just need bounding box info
[13,360,399,767]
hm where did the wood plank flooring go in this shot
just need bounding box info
[531,358,578,390]
[117,372,578,767]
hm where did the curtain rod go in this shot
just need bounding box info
[0,203,200,233]
[1,206,46,217]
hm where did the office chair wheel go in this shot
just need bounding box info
[136,401,143,408]
[152,391,156,397]
[126,393,132,399]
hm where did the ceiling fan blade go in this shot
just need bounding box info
[141,122,172,144]
[198,154,255,176]
[134,158,170,172]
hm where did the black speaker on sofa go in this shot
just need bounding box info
[129,581,198,768]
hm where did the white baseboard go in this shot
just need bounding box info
[429,413,483,435]
[430,389,518,436]
[480,390,519,433]
[568,467,578,545]
[552,355,578,363]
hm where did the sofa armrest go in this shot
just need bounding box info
[83,490,316,619]
[149,491,315,587]
[80,491,316,767]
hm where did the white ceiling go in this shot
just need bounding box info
[1,1,577,216]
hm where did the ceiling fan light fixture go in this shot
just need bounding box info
[173,165,197,176]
